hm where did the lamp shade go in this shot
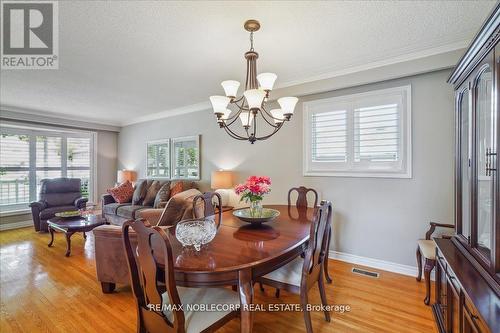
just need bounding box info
[244,89,266,109]
[278,97,298,115]
[239,111,253,127]
[257,73,277,91]
[221,80,240,98]
[211,170,234,189]
[117,169,137,184]
[210,96,231,114]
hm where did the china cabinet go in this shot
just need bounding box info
[432,4,500,333]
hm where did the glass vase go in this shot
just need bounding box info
[249,200,263,218]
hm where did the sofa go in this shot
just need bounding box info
[29,178,88,232]
[101,179,197,226]
[94,180,202,293]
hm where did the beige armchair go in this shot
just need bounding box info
[416,221,454,305]
[93,188,202,293]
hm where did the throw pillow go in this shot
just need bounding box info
[132,179,147,205]
[169,181,184,198]
[143,180,161,207]
[107,181,134,203]
[153,181,171,208]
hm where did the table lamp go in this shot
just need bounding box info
[211,170,235,208]
[117,169,137,185]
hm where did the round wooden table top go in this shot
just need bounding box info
[167,205,315,274]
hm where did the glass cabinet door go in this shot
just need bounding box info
[474,64,495,261]
[459,87,472,243]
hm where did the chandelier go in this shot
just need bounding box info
[209,19,298,144]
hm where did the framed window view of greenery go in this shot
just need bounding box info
[171,135,200,180]
[146,139,170,178]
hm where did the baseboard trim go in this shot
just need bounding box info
[0,220,32,231]
[329,250,435,280]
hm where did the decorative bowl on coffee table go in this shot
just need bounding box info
[232,208,280,225]
[55,210,81,218]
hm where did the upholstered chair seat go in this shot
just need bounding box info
[162,287,240,333]
[416,239,436,260]
[262,257,303,287]
[416,222,454,305]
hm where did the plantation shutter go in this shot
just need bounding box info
[354,104,399,162]
[0,134,31,206]
[311,110,347,162]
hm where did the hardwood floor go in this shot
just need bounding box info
[0,227,436,333]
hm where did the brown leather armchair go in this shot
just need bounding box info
[29,178,88,232]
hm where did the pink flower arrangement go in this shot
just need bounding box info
[234,176,271,203]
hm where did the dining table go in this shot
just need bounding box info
[164,204,318,333]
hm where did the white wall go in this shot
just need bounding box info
[118,69,455,267]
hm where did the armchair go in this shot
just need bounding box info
[416,221,454,305]
[30,178,88,232]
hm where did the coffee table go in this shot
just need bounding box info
[47,215,106,257]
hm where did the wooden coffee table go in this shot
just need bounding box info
[47,215,106,257]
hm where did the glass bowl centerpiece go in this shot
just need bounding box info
[175,218,217,251]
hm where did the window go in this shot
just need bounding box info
[171,136,200,180]
[0,124,96,213]
[147,139,170,178]
[304,85,411,178]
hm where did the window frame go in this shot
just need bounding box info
[171,135,200,180]
[146,139,171,179]
[0,123,97,213]
[303,85,412,178]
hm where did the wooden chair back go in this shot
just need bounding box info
[302,200,332,288]
[288,186,318,208]
[192,192,222,228]
[122,219,184,333]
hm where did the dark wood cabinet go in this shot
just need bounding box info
[432,4,500,333]
[451,4,500,289]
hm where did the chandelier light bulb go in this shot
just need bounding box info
[221,80,240,98]
[244,89,266,109]
[270,109,285,123]
[210,96,231,114]
[239,111,253,127]
[257,73,277,91]
[278,97,298,116]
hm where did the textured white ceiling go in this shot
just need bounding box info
[0,1,496,126]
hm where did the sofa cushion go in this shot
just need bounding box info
[154,181,171,208]
[143,180,162,207]
[132,179,148,205]
[107,181,134,203]
[170,181,184,198]
[40,205,79,220]
[116,205,149,219]
[157,189,202,226]
[103,202,130,216]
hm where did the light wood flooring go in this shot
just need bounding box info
[0,227,436,333]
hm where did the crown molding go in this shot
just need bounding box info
[277,39,469,88]
[122,41,466,127]
[0,105,121,132]
[120,101,211,126]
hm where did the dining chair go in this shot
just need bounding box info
[287,186,332,284]
[122,218,239,333]
[288,186,319,208]
[192,192,223,228]
[416,221,454,305]
[257,200,333,333]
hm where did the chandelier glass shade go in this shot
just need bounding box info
[209,19,298,144]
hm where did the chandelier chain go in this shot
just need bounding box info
[250,31,254,51]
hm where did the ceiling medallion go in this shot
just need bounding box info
[209,19,298,144]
